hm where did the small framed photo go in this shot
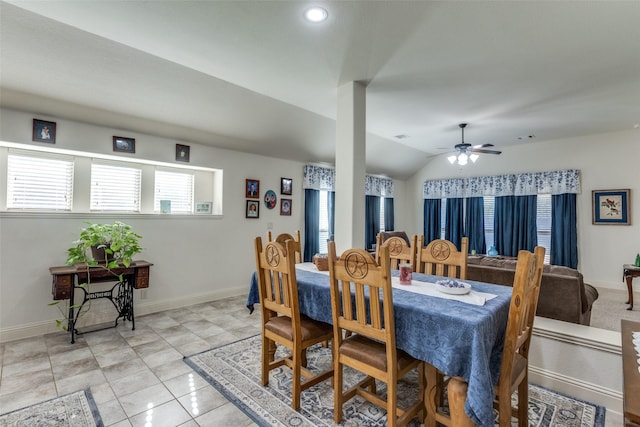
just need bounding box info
[33,119,56,143]
[176,144,190,162]
[246,179,260,198]
[592,189,630,225]
[195,201,212,215]
[280,198,292,216]
[246,200,260,218]
[281,177,292,195]
[113,136,136,153]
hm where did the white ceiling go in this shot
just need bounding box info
[1,1,639,179]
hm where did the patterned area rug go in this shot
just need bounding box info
[184,335,606,427]
[0,389,103,426]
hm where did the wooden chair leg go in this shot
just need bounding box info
[517,375,528,427]
[334,362,343,423]
[291,348,302,410]
[262,335,273,386]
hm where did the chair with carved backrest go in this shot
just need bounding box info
[254,236,333,410]
[378,233,418,271]
[427,246,545,427]
[416,236,468,279]
[267,230,302,264]
[328,241,423,426]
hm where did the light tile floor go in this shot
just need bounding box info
[0,295,261,426]
[0,294,624,426]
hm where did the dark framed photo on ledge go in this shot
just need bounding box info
[113,136,136,153]
[33,119,56,143]
[592,189,630,225]
[281,177,292,195]
[246,200,260,218]
[246,179,260,198]
[176,144,190,162]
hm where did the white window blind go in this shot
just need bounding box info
[319,190,329,253]
[379,196,385,232]
[154,170,194,213]
[7,153,74,210]
[91,163,141,211]
[440,198,447,239]
[536,194,552,264]
[483,196,495,250]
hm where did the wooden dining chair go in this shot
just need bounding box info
[327,241,423,426]
[254,236,333,410]
[416,236,468,279]
[378,234,418,271]
[267,230,302,263]
[428,246,545,427]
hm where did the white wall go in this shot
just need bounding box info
[406,129,640,290]
[0,108,409,341]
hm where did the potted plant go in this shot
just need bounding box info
[66,221,143,269]
[50,221,143,330]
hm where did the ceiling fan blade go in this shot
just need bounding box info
[471,148,502,155]
[473,143,494,148]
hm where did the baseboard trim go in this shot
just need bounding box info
[0,288,245,343]
[529,365,623,415]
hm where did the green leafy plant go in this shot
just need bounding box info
[50,221,143,330]
[66,221,143,268]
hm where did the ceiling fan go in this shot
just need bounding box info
[448,123,502,165]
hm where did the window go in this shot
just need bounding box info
[379,196,385,233]
[536,194,552,264]
[483,196,495,250]
[154,170,194,214]
[91,163,141,212]
[7,153,74,210]
[319,190,329,254]
[440,198,447,239]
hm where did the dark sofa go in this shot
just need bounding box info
[466,256,599,326]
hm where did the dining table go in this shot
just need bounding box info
[246,262,513,427]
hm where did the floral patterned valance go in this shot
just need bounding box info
[303,165,394,197]
[423,169,581,199]
[365,175,394,197]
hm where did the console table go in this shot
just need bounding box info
[623,264,640,310]
[621,320,640,426]
[49,260,152,343]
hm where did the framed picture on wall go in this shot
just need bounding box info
[280,198,292,216]
[281,177,292,195]
[246,200,260,218]
[176,144,190,162]
[113,136,136,153]
[33,119,56,143]
[592,189,630,225]
[246,179,260,198]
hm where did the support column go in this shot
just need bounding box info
[334,81,366,253]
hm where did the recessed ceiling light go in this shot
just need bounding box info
[304,7,328,23]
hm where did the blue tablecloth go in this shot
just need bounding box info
[247,266,512,427]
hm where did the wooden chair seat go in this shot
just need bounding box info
[265,314,333,342]
[339,334,418,374]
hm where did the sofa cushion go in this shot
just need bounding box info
[467,256,598,325]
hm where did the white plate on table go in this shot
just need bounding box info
[435,279,472,295]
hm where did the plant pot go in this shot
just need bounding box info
[91,245,114,264]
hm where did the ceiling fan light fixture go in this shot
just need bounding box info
[469,153,479,163]
[458,153,468,165]
[448,155,457,164]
